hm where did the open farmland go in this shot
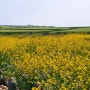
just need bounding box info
[0,34,90,90]
[0,26,90,35]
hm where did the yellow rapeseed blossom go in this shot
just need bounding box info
[0,34,90,89]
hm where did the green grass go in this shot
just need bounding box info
[0,26,90,35]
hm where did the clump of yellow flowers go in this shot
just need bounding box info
[0,34,90,90]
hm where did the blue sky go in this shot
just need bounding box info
[0,0,90,27]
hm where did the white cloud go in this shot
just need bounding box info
[0,0,90,26]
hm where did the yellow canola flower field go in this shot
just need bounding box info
[0,34,90,90]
